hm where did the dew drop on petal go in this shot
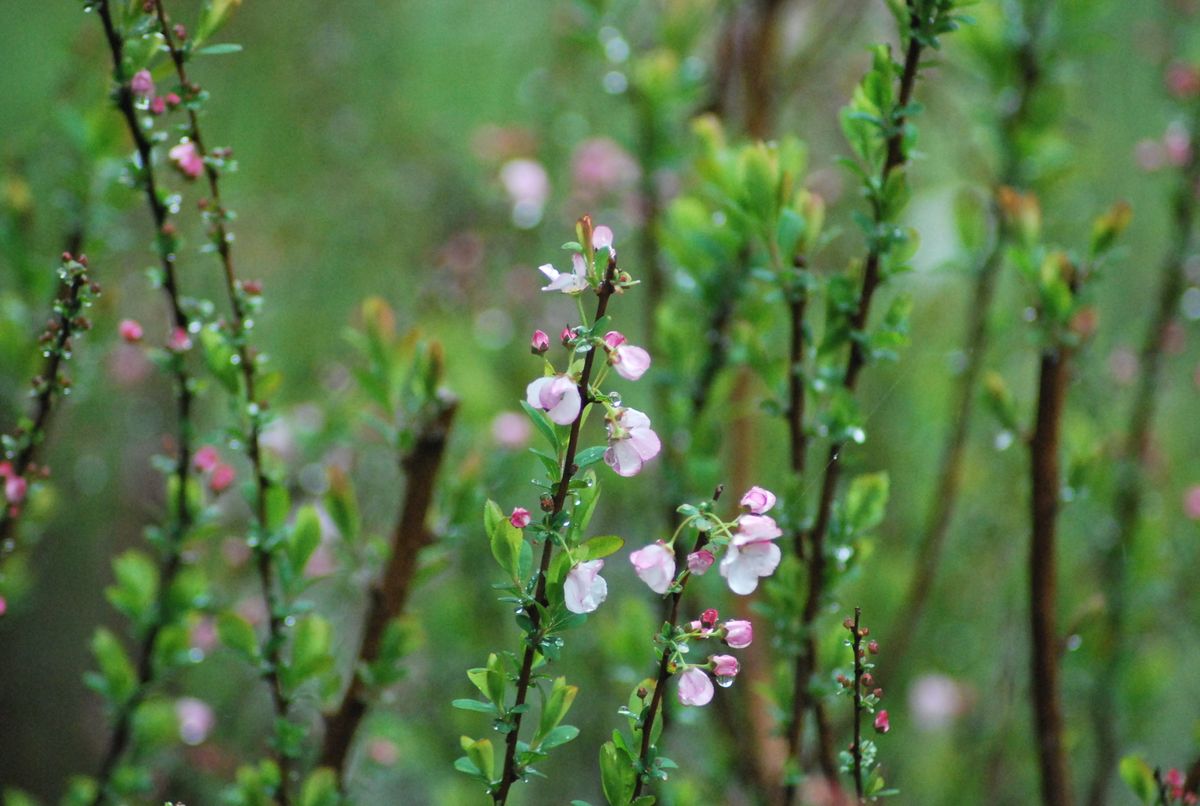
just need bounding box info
[715,675,734,688]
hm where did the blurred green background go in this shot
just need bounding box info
[2,1,1199,804]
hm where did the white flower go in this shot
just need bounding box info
[629,541,676,594]
[564,560,608,614]
[677,667,714,707]
[603,331,651,381]
[719,541,782,595]
[604,407,661,477]
[539,253,590,294]
[525,375,582,425]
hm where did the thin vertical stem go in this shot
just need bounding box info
[850,607,864,803]
[494,259,618,805]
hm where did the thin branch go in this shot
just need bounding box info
[1029,340,1073,806]
[786,3,927,798]
[494,258,619,805]
[894,3,1050,664]
[89,2,197,801]
[319,393,458,774]
[151,5,296,799]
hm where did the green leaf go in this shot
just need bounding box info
[200,328,240,393]
[451,698,498,714]
[488,503,524,578]
[1118,756,1157,804]
[536,676,579,742]
[325,469,361,542]
[264,483,291,533]
[574,445,607,470]
[287,506,322,577]
[600,741,636,806]
[845,472,889,535]
[196,43,245,56]
[216,611,261,663]
[577,535,624,562]
[90,628,137,707]
[538,724,579,751]
[131,697,178,749]
[740,144,777,224]
[105,550,160,629]
[520,400,561,454]
[289,614,333,686]
[462,736,495,783]
[298,768,341,806]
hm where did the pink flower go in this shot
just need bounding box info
[629,541,675,594]
[604,408,661,477]
[603,331,651,381]
[1166,768,1185,799]
[1184,485,1200,520]
[564,559,608,614]
[560,326,574,346]
[368,738,400,766]
[168,327,192,351]
[699,608,719,629]
[193,445,220,472]
[130,69,155,97]
[677,667,714,707]
[525,374,582,425]
[711,654,739,678]
[530,329,550,354]
[874,710,890,734]
[209,463,235,494]
[687,549,715,575]
[538,253,590,294]
[0,596,6,617]
[1165,121,1192,167]
[165,92,182,107]
[118,319,144,343]
[149,96,166,116]
[510,507,531,528]
[720,515,783,595]
[739,486,776,514]
[1167,61,1200,99]
[169,141,204,179]
[592,225,614,252]
[175,697,215,745]
[5,475,27,505]
[723,620,753,648]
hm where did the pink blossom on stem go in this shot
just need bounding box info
[723,619,753,649]
[699,608,719,629]
[149,96,166,116]
[739,485,776,514]
[1166,769,1185,799]
[118,319,144,343]
[592,225,614,251]
[209,463,235,494]
[193,445,220,472]
[564,559,608,614]
[604,407,661,477]
[168,327,192,352]
[175,697,215,745]
[1167,61,1200,99]
[169,141,204,179]
[165,92,182,107]
[720,513,783,595]
[677,667,714,707]
[530,329,550,354]
[602,331,651,381]
[509,507,531,528]
[538,253,589,294]
[130,69,154,97]
[525,374,582,425]
[5,475,27,505]
[629,541,675,594]
[560,326,574,346]
[874,709,891,734]
[687,549,714,575]
[711,654,739,678]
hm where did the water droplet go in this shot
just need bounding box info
[994,430,1014,451]
[849,427,866,445]
[1066,634,1082,652]
[188,648,204,663]
[715,675,734,688]
[608,392,622,407]
[284,616,296,627]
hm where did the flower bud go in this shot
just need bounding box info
[739,486,776,514]
[539,493,554,512]
[687,549,715,575]
[530,329,550,354]
[868,640,879,654]
[118,319,144,343]
[874,710,890,734]
[560,326,574,346]
[130,69,155,98]
[710,654,739,678]
[700,608,719,629]
[168,327,192,352]
[209,463,236,494]
[723,619,753,649]
[509,507,531,528]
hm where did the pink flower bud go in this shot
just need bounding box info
[169,141,204,180]
[0,596,6,617]
[149,96,166,115]
[242,279,263,296]
[687,549,714,575]
[592,225,614,251]
[130,69,155,98]
[118,319,144,343]
[1167,61,1200,99]
[5,475,27,505]
[874,710,890,734]
[700,608,719,629]
[677,667,714,706]
[723,619,753,649]
[560,326,574,346]
[209,463,235,494]
[193,445,220,472]
[603,330,626,350]
[168,327,192,352]
[165,92,182,107]
[530,329,550,354]
[868,640,879,654]
[711,654,739,678]
[509,507,531,528]
[629,541,676,594]
[739,485,776,514]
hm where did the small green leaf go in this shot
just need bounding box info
[577,535,624,562]
[521,400,561,454]
[298,767,341,806]
[574,445,607,470]
[600,740,636,806]
[90,628,137,707]
[538,724,579,751]
[452,699,498,714]
[216,611,261,663]
[196,43,245,56]
[845,472,889,535]
[287,506,322,576]
[1118,756,1157,804]
[536,676,579,741]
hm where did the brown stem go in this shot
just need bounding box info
[90,4,198,803]
[1029,343,1073,806]
[150,5,297,798]
[319,395,458,773]
[631,486,724,801]
[745,0,785,139]
[1086,98,1200,806]
[850,608,864,803]
[1184,754,1200,796]
[894,0,1050,671]
[785,5,926,800]
[493,260,618,805]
